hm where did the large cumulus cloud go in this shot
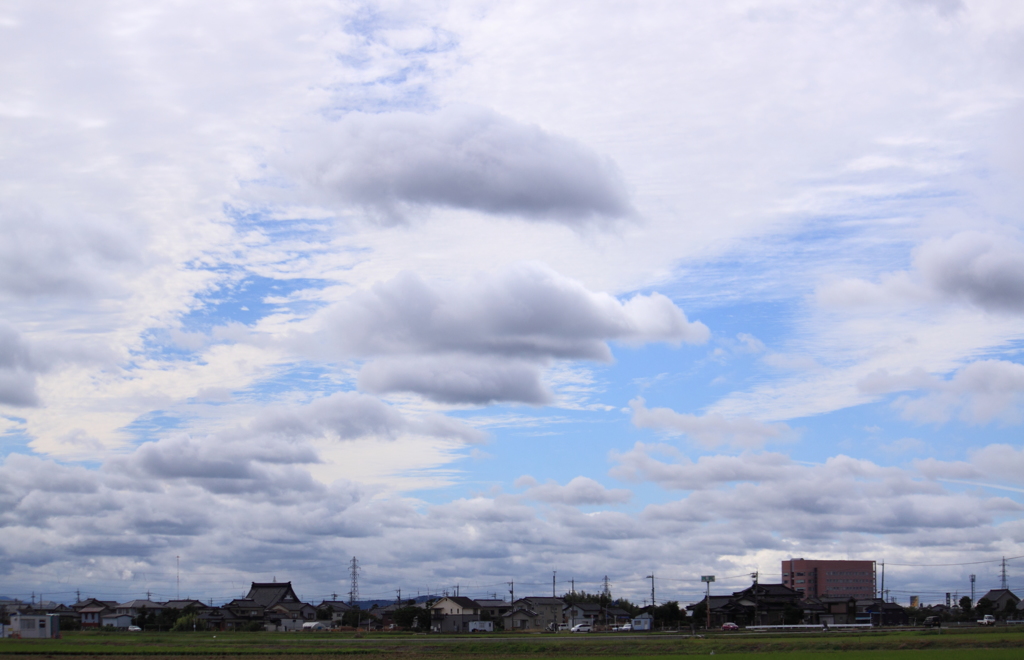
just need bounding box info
[305,263,708,404]
[290,106,634,226]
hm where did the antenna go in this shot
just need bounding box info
[348,557,360,605]
[646,574,655,608]
[970,575,976,606]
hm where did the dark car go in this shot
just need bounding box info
[923,616,941,628]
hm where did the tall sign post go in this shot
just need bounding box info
[701,576,715,631]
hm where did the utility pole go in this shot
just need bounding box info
[348,557,360,606]
[1001,557,1008,590]
[396,589,401,604]
[508,581,514,608]
[646,574,655,608]
[553,571,557,598]
[176,556,180,600]
[753,568,761,626]
[76,589,81,604]
[570,578,575,596]
[970,575,976,606]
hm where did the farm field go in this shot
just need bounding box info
[1,628,1024,659]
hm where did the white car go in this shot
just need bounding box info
[571,623,592,633]
[127,625,142,632]
[615,623,633,632]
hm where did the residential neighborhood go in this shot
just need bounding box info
[3,572,1022,636]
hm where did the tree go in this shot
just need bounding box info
[316,605,334,621]
[976,598,994,617]
[959,596,972,614]
[392,605,427,631]
[691,601,707,629]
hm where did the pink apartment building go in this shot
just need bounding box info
[781,558,877,599]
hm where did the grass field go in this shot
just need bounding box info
[1,627,1023,658]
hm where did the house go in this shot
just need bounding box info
[563,601,601,627]
[101,614,134,629]
[687,584,802,627]
[516,597,564,630]
[502,607,541,630]
[315,599,352,625]
[221,599,265,630]
[475,599,510,626]
[245,581,303,609]
[978,589,1020,618]
[803,597,858,625]
[430,596,482,632]
[114,600,166,618]
[265,601,317,631]
[79,604,115,628]
[857,599,909,626]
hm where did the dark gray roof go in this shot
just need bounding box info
[246,582,300,608]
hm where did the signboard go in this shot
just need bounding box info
[701,576,715,583]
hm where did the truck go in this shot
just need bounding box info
[978,615,996,626]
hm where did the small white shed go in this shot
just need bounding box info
[632,613,653,632]
[10,614,61,639]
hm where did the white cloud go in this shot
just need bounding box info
[516,475,631,506]
[858,360,1024,425]
[629,397,794,448]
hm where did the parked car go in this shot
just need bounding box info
[557,624,570,631]
[127,625,142,632]
[978,615,997,626]
[571,623,592,633]
[614,623,633,632]
[721,622,739,631]
[923,616,940,628]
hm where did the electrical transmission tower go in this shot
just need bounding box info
[348,557,360,605]
[1001,557,1008,590]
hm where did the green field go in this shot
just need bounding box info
[2,628,1023,659]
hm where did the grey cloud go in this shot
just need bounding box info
[916,232,1024,314]
[858,360,1024,425]
[295,106,634,225]
[3,446,1021,603]
[817,231,1024,315]
[359,356,553,405]
[0,323,40,406]
[610,444,793,490]
[516,475,632,506]
[0,202,141,299]
[629,397,794,448]
[249,391,487,444]
[310,263,707,404]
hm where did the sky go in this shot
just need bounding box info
[2,0,1024,608]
